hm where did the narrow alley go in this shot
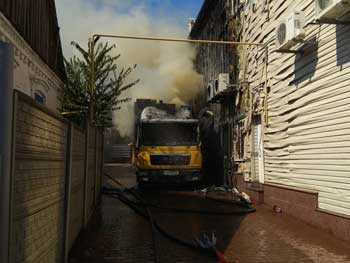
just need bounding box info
[2,1,350,263]
[69,164,350,263]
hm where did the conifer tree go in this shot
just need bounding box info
[62,40,139,127]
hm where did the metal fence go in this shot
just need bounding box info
[111,144,131,163]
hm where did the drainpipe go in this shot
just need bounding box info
[231,0,234,16]
[0,42,14,263]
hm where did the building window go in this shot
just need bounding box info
[34,91,46,105]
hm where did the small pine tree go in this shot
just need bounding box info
[62,39,139,127]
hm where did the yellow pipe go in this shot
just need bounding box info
[92,34,265,46]
[61,111,81,116]
[263,46,269,127]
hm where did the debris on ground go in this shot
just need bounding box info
[273,205,282,213]
[240,192,251,204]
[195,186,252,205]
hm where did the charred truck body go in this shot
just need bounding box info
[134,99,202,185]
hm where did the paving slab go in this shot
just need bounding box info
[69,164,350,263]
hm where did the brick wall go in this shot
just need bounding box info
[9,91,104,263]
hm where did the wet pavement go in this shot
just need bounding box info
[69,164,350,263]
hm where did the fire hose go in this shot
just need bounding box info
[103,173,256,263]
[103,188,256,215]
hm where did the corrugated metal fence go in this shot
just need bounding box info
[111,144,131,163]
[7,90,104,263]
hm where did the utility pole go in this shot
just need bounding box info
[0,42,14,263]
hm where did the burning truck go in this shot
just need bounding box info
[133,99,202,186]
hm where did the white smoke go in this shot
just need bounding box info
[56,0,203,136]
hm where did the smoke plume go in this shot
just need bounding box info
[56,0,203,137]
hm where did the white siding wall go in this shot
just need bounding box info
[241,0,350,215]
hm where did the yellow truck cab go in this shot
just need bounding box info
[134,106,202,185]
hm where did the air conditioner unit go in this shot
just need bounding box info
[206,81,215,102]
[276,11,305,51]
[213,73,230,95]
[315,0,350,20]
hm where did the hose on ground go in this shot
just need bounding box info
[104,174,160,263]
[115,193,200,249]
[103,187,256,215]
[103,173,256,263]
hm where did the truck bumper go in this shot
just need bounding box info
[136,169,201,184]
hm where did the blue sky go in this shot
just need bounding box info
[57,0,205,57]
[89,0,204,24]
[145,0,203,19]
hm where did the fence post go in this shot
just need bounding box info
[63,123,73,262]
[0,42,14,263]
[83,124,90,227]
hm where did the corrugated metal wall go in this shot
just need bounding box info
[111,145,131,163]
[241,0,350,215]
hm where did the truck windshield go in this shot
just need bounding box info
[141,123,199,146]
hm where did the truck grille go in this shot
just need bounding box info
[150,154,191,165]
